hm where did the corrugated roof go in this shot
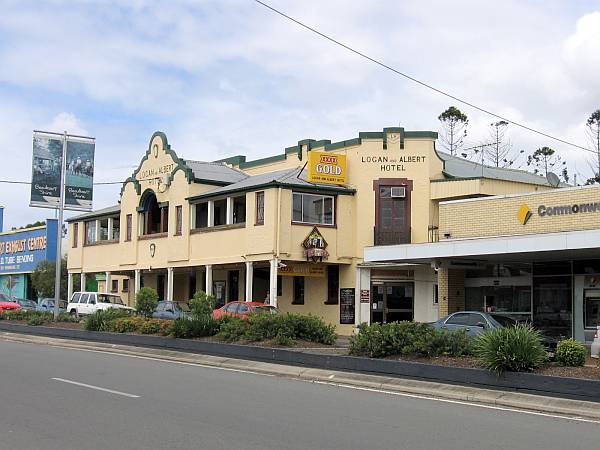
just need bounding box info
[182,159,247,184]
[438,152,553,186]
[187,167,354,201]
[66,205,120,222]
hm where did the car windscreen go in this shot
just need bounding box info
[253,306,279,315]
[97,294,124,305]
[17,299,36,307]
[490,314,517,327]
[0,293,10,302]
[46,300,68,308]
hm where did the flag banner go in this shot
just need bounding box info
[30,133,63,208]
[65,137,95,211]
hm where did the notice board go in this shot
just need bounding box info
[339,288,355,324]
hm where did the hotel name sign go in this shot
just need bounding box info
[518,201,600,225]
[360,155,426,172]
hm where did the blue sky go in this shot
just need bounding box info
[1,0,599,229]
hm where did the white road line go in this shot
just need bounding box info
[51,377,140,398]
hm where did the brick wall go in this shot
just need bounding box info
[438,268,465,316]
[440,185,600,239]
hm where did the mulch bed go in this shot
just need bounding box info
[1,319,83,329]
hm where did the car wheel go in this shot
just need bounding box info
[69,309,78,318]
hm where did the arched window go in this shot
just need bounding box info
[139,190,168,235]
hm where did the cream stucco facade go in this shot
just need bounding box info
[67,128,555,334]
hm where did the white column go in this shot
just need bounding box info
[205,265,213,296]
[108,217,114,241]
[167,267,174,301]
[245,261,253,302]
[207,200,214,227]
[95,219,100,242]
[190,204,196,229]
[269,258,278,307]
[105,272,111,293]
[80,272,86,291]
[67,272,74,302]
[134,269,141,295]
[226,197,234,225]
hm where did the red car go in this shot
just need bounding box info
[0,301,21,313]
[212,301,279,320]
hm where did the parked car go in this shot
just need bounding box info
[14,298,38,311]
[591,326,600,359]
[0,300,21,312]
[432,311,509,337]
[0,292,12,302]
[152,301,190,320]
[67,292,135,316]
[37,298,67,313]
[213,301,279,320]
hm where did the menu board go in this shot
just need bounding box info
[340,288,355,324]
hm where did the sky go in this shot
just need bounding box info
[0,0,599,230]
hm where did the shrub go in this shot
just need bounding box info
[474,323,547,373]
[135,287,159,317]
[108,317,144,333]
[348,321,473,358]
[216,313,337,345]
[189,291,215,318]
[57,312,80,323]
[27,315,46,326]
[84,309,131,331]
[169,316,219,339]
[555,338,587,367]
[216,316,247,342]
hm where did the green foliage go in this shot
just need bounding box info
[189,291,215,318]
[216,313,337,345]
[11,220,46,231]
[168,316,220,339]
[30,257,70,300]
[526,146,567,180]
[0,309,79,324]
[108,316,171,335]
[135,287,159,317]
[474,323,547,373]
[348,321,473,358]
[27,315,46,326]
[555,338,587,367]
[84,309,131,331]
[438,106,468,155]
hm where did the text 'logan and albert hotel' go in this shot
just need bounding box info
[67,127,600,342]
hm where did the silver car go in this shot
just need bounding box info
[591,326,600,359]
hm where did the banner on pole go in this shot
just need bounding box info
[30,132,63,209]
[30,131,95,211]
[65,137,95,211]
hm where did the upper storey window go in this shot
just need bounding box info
[292,192,334,226]
[139,191,168,235]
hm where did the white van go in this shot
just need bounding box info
[67,292,135,316]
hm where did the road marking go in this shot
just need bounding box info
[51,377,140,398]
[4,337,598,424]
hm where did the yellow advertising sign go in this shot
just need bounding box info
[278,264,325,277]
[307,151,347,185]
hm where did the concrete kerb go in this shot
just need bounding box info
[2,331,600,422]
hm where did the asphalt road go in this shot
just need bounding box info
[0,340,598,450]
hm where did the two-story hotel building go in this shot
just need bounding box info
[67,128,555,334]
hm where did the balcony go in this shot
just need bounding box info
[373,228,411,246]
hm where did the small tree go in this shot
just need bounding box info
[438,106,468,156]
[189,290,215,318]
[31,257,71,300]
[586,109,600,181]
[526,146,568,181]
[135,287,159,317]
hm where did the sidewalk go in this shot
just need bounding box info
[2,331,599,422]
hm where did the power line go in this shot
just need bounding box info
[253,0,592,154]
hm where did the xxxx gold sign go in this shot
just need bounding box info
[307,151,346,185]
[278,265,325,277]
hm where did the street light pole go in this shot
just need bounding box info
[52,131,67,320]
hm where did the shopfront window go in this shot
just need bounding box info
[584,290,600,329]
[533,275,572,339]
[85,220,96,245]
[292,192,334,225]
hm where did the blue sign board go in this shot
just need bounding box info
[0,219,57,275]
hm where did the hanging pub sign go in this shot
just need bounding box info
[65,137,95,211]
[302,227,329,262]
[30,132,64,208]
[307,151,346,185]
